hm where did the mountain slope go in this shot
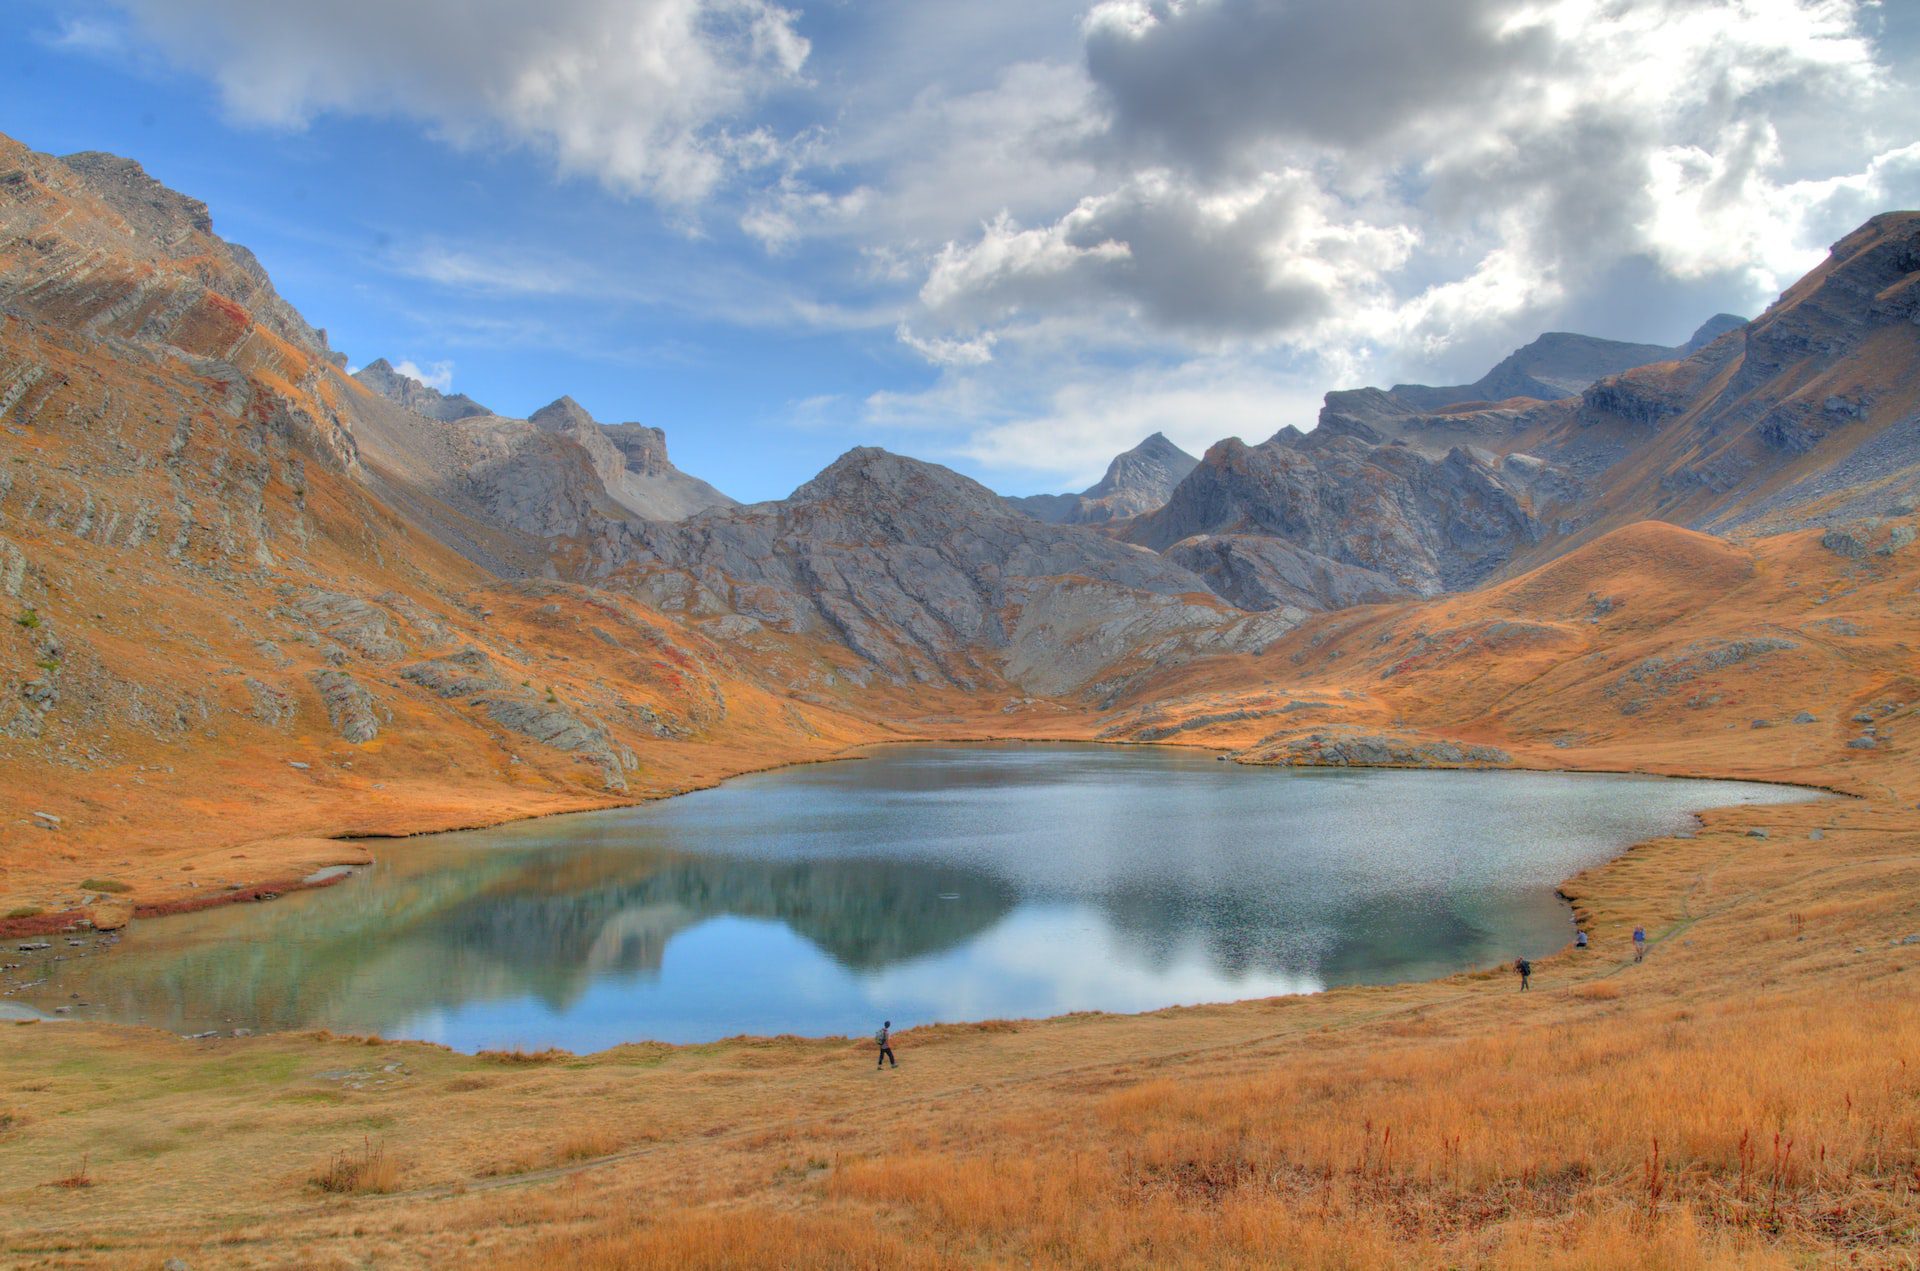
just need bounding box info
[0,132,890,906]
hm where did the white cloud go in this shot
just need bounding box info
[395,244,588,296]
[98,0,811,203]
[391,359,455,393]
[902,0,1910,386]
[894,324,998,368]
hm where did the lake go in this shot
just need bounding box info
[3,744,1818,1050]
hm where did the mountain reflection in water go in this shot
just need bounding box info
[14,744,1818,1049]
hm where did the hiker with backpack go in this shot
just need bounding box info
[1633,925,1647,962]
[875,1020,897,1069]
[1515,958,1531,991]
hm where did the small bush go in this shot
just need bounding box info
[311,1138,398,1195]
[78,879,130,894]
[50,1154,91,1189]
[0,1109,22,1135]
[15,609,39,629]
[4,906,43,919]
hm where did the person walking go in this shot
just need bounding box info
[875,1020,897,1069]
[1515,958,1531,991]
[1633,926,1647,963]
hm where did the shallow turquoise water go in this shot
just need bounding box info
[6,744,1818,1050]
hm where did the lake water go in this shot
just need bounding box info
[5,744,1817,1051]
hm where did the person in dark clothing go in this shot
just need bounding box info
[875,1020,897,1069]
[1516,958,1531,991]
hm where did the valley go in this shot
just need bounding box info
[2,128,1919,1268]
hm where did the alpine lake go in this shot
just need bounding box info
[4,744,1819,1050]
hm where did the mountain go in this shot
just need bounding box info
[1131,218,1919,613]
[612,447,1294,694]
[1124,425,1573,609]
[1007,432,1200,524]
[0,131,858,821]
[4,124,1918,927]
[352,358,492,422]
[1373,315,1748,413]
[524,395,737,522]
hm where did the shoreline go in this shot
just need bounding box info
[1,738,1836,1057]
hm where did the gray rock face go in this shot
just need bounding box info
[293,590,406,662]
[614,447,1283,690]
[400,648,509,698]
[1125,428,1569,605]
[306,669,379,743]
[1162,534,1403,612]
[1261,731,1512,768]
[352,359,491,422]
[1010,433,1200,525]
[527,396,737,522]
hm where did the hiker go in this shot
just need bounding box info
[1516,958,1531,991]
[1633,925,1647,963]
[875,1020,897,1069]
[1574,929,1589,949]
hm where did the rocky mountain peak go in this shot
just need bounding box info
[791,447,1005,516]
[59,151,214,238]
[1006,432,1200,525]
[1683,313,1748,351]
[529,396,598,434]
[352,359,491,423]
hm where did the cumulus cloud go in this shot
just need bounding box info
[899,0,1913,380]
[96,0,810,202]
[918,172,1417,340]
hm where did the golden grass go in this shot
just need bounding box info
[310,1138,401,1195]
[506,1212,936,1271]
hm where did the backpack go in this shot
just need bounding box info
[1517,959,1531,975]
[874,1028,888,1046]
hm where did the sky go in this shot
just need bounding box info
[4,0,1918,502]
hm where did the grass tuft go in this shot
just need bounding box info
[78,879,131,894]
[4,906,43,919]
[311,1138,398,1195]
[49,1154,92,1190]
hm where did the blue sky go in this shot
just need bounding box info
[6,1,1917,502]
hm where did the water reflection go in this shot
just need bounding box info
[7,745,1819,1048]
